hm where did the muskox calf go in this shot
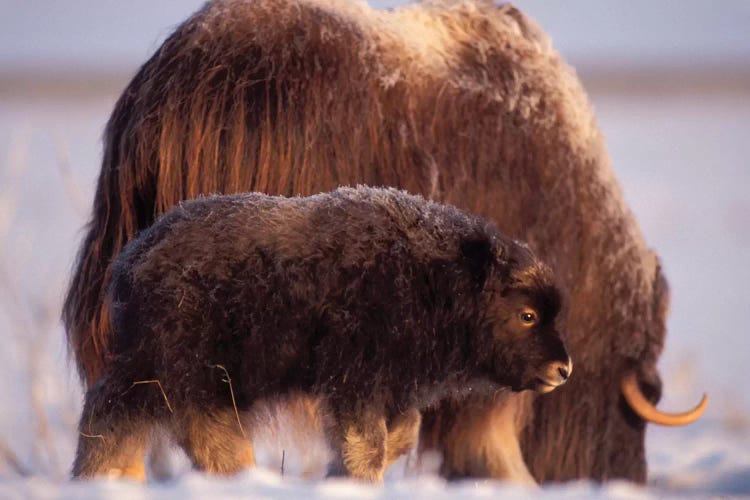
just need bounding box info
[72,186,571,481]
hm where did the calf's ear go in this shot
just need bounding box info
[460,236,494,289]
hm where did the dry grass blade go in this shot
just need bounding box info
[129,380,174,414]
[0,129,65,476]
[211,364,247,439]
[53,133,89,217]
[0,126,31,242]
[0,437,30,476]
[79,432,106,443]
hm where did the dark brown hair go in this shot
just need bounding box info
[64,0,667,482]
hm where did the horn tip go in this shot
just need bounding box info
[621,371,708,426]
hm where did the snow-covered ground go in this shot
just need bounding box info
[0,81,748,497]
[0,471,674,500]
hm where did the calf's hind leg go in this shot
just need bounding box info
[173,408,255,475]
[72,379,152,481]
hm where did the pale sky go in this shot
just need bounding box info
[1,0,748,72]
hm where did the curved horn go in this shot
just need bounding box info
[621,372,707,426]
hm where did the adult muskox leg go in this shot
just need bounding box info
[384,408,421,468]
[72,379,152,480]
[419,393,535,484]
[326,404,388,482]
[172,408,255,475]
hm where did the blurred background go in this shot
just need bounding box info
[0,0,748,489]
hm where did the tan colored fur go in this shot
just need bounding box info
[172,409,256,475]
[341,418,388,481]
[76,409,255,478]
[385,409,422,467]
[73,420,150,480]
[420,392,535,483]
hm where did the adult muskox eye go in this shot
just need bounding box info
[519,309,538,326]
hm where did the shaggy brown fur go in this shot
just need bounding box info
[63,0,668,482]
[71,187,571,481]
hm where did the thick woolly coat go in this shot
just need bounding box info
[63,0,668,482]
[104,187,564,420]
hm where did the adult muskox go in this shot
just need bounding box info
[63,0,705,483]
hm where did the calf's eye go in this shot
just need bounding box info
[519,309,538,326]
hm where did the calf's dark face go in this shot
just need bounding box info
[483,285,572,394]
[459,237,571,394]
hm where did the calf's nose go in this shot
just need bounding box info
[548,358,573,384]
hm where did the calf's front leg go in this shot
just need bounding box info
[327,405,388,481]
[385,408,421,467]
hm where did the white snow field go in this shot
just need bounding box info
[1,2,749,496]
